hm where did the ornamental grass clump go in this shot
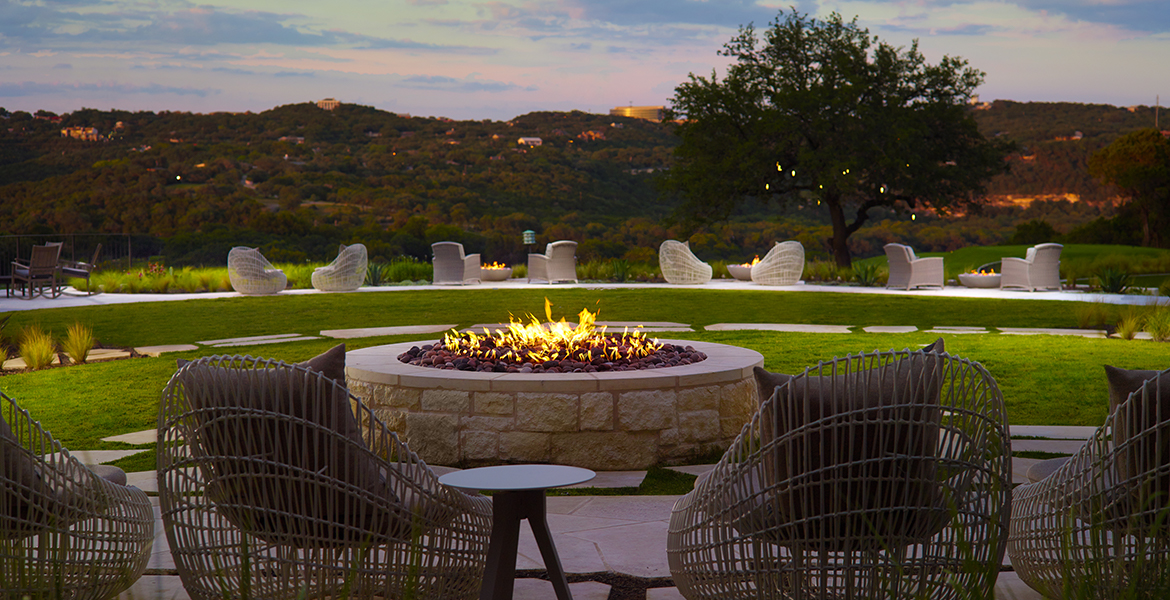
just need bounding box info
[1145,306,1170,342]
[19,326,56,370]
[1072,300,1111,329]
[62,322,95,364]
[1114,312,1144,341]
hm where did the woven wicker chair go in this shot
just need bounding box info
[312,243,368,292]
[668,348,1012,600]
[885,243,945,290]
[227,246,287,295]
[659,240,713,285]
[1000,243,1062,292]
[1008,368,1170,599]
[750,241,804,286]
[11,243,63,299]
[1,391,154,599]
[432,241,481,285]
[528,240,578,283]
[157,355,492,600]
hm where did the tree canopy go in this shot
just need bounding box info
[662,9,1013,266]
[1088,128,1170,248]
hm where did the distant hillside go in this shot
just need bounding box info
[0,100,1160,265]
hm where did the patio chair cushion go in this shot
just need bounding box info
[0,414,94,539]
[1105,365,1170,526]
[176,344,427,547]
[746,339,948,550]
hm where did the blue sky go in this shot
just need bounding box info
[0,0,1165,120]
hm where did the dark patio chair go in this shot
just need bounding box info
[10,244,63,299]
[59,243,102,295]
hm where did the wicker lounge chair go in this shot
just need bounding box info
[157,348,493,600]
[659,240,712,284]
[528,240,578,283]
[1008,366,1170,598]
[226,246,286,295]
[668,346,1012,600]
[1000,243,1062,291]
[751,240,804,285]
[10,243,63,299]
[885,243,944,290]
[59,243,102,295]
[312,243,368,292]
[431,241,481,285]
[1,391,154,599]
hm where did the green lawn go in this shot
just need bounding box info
[1,289,1167,454]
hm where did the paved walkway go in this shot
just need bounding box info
[2,282,1124,598]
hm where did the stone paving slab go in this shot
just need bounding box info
[515,579,610,600]
[127,470,159,493]
[925,326,988,334]
[64,449,150,464]
[1111,331,1154,339]
[567,470,647,489]
[103,428,158,445]
[196,333,306,345]
[1012,457,1041,485]
[1010,425,1096,440]
[1012,439,1085,454]
[999,327,1108,338]
[208,336,321,347]
[320,324,457,338]
[648,587,687,600]
[117,576,189,600]
[2,348,131,369]
[664,464,713,478]
[705,323,853,333]
[862,325,919,333]
[135,344,199,356]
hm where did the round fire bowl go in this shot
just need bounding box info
[958,273,1002,289]
[727,264,753,281]
[481,267,512,282]
[346,340,764,470]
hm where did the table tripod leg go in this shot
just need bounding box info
[482,492,524,600]
[523,493,573,600]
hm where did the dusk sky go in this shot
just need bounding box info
[1,0,1166,121]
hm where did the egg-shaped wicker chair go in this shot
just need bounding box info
[750,241,805,286]
[1,391,155,600]
[157,355,493,600]
[668,348,1012,600]
[1008,368,1170,599]
[312,243,368,292]
[659,240,713,285]
[227,246,287,295]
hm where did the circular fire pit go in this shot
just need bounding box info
[480,267,512,282]
[727,264,753,281]
[346,340,763,470]
[958,273,1001,288]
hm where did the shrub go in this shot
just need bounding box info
[804,260,840,283]
[1072,301,1110,329]
[1096,267,1133,294]
[1145,306,1170,342]
[19,326,56,370]
[1115,313,1144,340]
[365,263,388,287]
[1160,279,1170,298]
[62,322,95,364]
[851,262,881,287]
[384,257,432,282]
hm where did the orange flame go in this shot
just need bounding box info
[739,256,761,267]
[483,261,509,269]
[967,268,996,275]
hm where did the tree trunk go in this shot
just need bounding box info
[825,193,852,268]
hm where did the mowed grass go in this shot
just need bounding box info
[1,288,1167,453]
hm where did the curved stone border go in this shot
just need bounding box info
[346,340,764,470]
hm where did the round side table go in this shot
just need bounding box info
[440,464,595,600]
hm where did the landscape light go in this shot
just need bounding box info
[790,170,795,177]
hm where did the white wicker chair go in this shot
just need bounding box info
[1008,367,1170,599]
[885,243,944,290]
[750,241,804,285]
[432,241,481,285]
[1,391,155,599]
[312,243,368,292]
[1000,243,1062,291]
[157,354,493,600]
[659,240,713,284]
[227,246,287,295]
[528,240,578,283]
[668,347,1012,600]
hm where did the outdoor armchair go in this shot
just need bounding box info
[157,348,493,600]
[226,246,286,295]
[528,240,578,283]
[659,240,712,284]
[750,240,804,285]
[1000,243,1062,291]
[432,241,481,285]
[668,346,1012,600]
[885,243,945,290]
[10,243,63,299]
[1,391,155,600]
[312,243,368,292]
[1008,366,1170,598]
[59,243,101,295]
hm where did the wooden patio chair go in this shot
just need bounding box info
[59,243,102,295]
[10,244,63,299]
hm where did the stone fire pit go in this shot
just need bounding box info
[346,340,763,470]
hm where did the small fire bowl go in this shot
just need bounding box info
[481,267,512,282]
[958,273,1002,289]
[727,264,753,281]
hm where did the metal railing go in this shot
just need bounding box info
[0,234,141,278]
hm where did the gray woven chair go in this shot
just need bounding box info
[668,348,1012,600]
[885,243,944,290]
[528,240,578,283]
[750,241,804,286]
[1,391,154,599]
[157,353,492,600]
[227,246,286,295]
[659,240,713,284]
[432,241,481,285]
[312,243,368,292]
[1000,243,1062,292]
[1008,367,1170,598]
